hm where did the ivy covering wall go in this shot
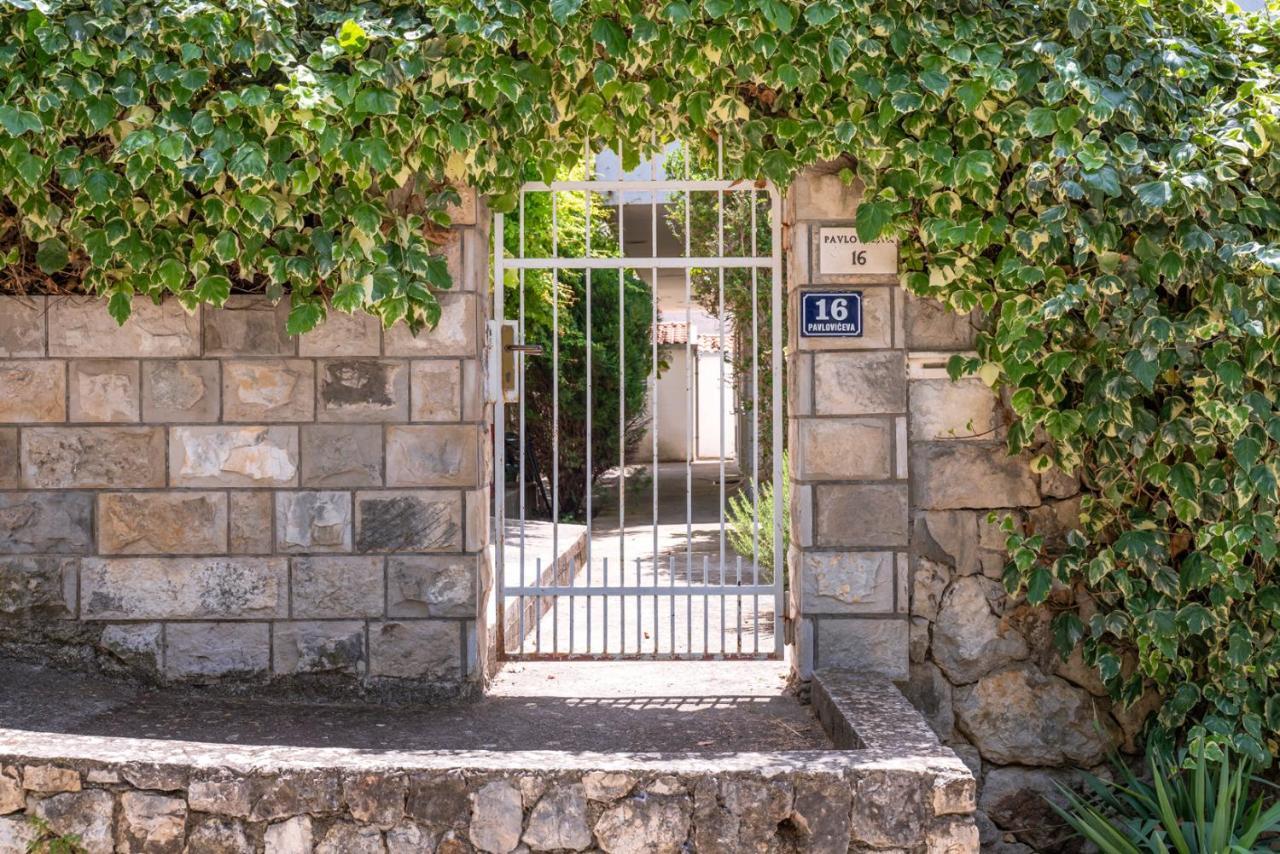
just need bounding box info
[2,0,1280,759]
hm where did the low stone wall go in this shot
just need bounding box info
[0,675,976,853]
[0,192,493,700]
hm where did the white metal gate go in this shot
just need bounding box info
[491,143,783,660]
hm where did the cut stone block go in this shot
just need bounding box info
[81,557,287,619]
[222,359,315,422]
[0,360,65,422]
[100,624,162,672]
[164,622,270,678]
[228,491,273,554]
[445,186,478,225]
[813,351,906,415]
[291,556,385,618]
[909,378,1000,441]
[410,361,462,421]
[299,311,382,357]
[0,556,77,617]
[356,491,463,553]
[21,427,166,488]
[203,296,293,356]
[800,551,896,614]
[904,293,976,350]
[368,620,461,679]
[317,359,409,422]
[48,296,200,358]
[0,492,93,553]
[386,424,481,487]
[796,417,892,480]
[276,491,353,552]
[142,360,220,423]
[300,424,383,487]
[813,616,908,678]
[911,443,1039,510]
[0,295,46,357]
[813,483,909,547]
[790,169,862,220]
[98,492,228,555]
[170,426,299,487]
[384,294,477,357]
[387,555,477,618]
[273,621,366,676]
[0,429,15,489]
[69,359,139,423]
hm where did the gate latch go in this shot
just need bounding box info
[488,320,542,404]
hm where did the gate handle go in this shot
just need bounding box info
[506,344,544,356]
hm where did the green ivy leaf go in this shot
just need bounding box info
[854,200,891,243]
[35,238,68,273]
[1134,180,1173,208]
[287,300,324,335]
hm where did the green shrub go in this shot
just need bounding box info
[1054,744,1280,853]
[727,452,789,584]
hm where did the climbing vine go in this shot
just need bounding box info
[2,0,1280,758]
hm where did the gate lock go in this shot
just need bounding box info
[488,319,544,404]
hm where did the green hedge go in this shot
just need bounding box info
[3,0,1280,760]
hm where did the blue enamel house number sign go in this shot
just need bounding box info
[801,291,863,338]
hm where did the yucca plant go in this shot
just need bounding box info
[1052,744,1280,853]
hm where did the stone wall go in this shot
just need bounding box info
[0,193,493,700]
[786,166,1140,851]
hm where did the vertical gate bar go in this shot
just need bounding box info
[616,139,627,654]
[683,143,693,656]
[584,143,594,657]
[770,185,784,656]
[550,190,560,655]
[635,556,642,653]
[751,188,760,655]
[650,133,659,656]
[736,554,743,653]
[669,554,675,656]
[493,209,506,657]
[518,192,527,655]
[702,553,709,654]
[716,136,727,655]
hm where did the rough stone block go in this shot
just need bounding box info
[23,765,80,793]
[0,429,15,489]
[796,286,893,349]
[814,483,909,547]
[813,351,906,415]
[300,311,383,357]
[187,775,252,818]
[388,555,477,618]
[796,417,892,480]
[291,556,385,618]
[386,425,481,487]
[141,360,220,423]
[170,426,299,487]
[221,359,315,422]
[0,295,45,357]
[384,294,477,357]
[117,791,187,853]
[69,359,139,422]
[264,815,313,852]
[97,492,228,555]
[48,296,200,358]
[801,551,896,614]
[228,491,273,554]
[273,621,366,676]
[343,773,408,829]
[185,817,252,852]
[317,359,409,422]
[356,491,463,553]
[0,492,92,553]
[21,427,166,488]
[911,443,1039,510]
[905,293,976,350]
[203,296,293,356]
[276,491,353,552]
[29,789,114,854]
[81,557,287,619]
[910,378,1000,441]
[100,624,162,671]
[813,617,909,678]
[0,766,20,813]
[410,360,462,421]
[0,556,77,617]
[0,360,65,422]
[164,622,270,679]
[301,424,383,487]
[369,620,461,679]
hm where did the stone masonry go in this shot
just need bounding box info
[0,190,493,699]
[787,165,1140,851]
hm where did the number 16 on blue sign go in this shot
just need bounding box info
[801,291,863,337]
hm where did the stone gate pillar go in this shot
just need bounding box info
[786,165,910,680]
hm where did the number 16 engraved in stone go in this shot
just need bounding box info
[851,250,866,266]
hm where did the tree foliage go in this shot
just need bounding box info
[3,0,1280,758]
